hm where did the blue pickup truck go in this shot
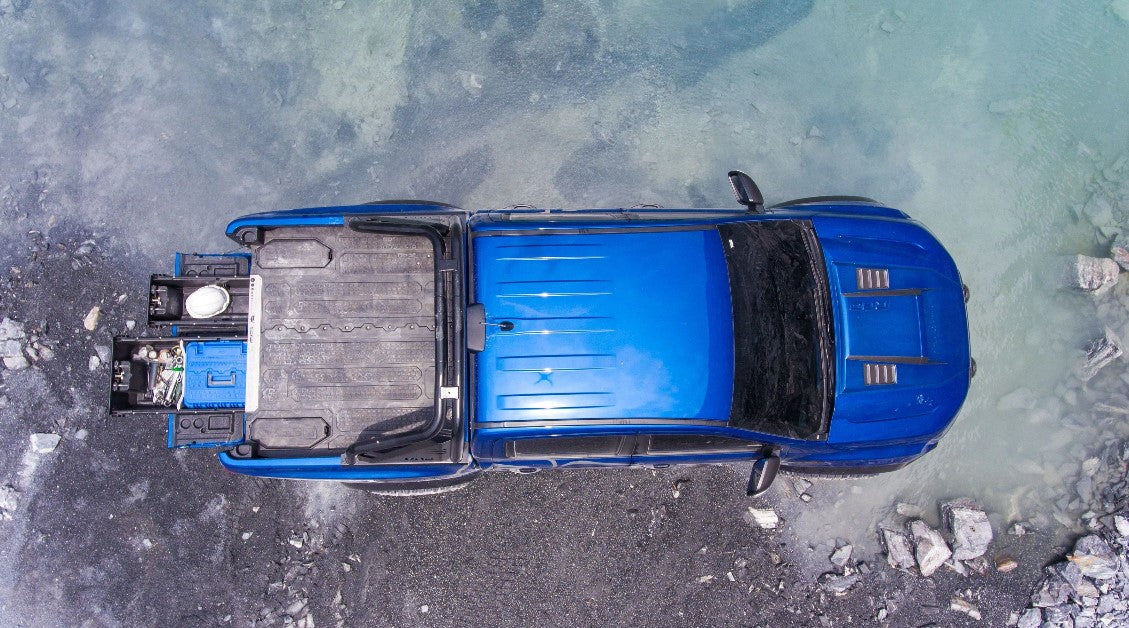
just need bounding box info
[109,172,972,496]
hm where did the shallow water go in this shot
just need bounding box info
[2,0,1128,556]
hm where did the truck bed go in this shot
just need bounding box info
[246,226,438,452]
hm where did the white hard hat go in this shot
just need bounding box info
[185,284,232,319]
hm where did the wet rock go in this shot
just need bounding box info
[880,527,916,570]
[1069,535,1119,580]
[30,432,60,454]
[895,502,924,518]
[942,500,993,560]
[1009,522,1033,536]
[1078,330,1124,381]
[1066,255,1120,293]
[829,544,853,569]
[1112,241,1129,271]
[909,519,952,577]
[744,507,779,530]
[997,387,1039,411]
[950,596,982,621]
[456,70,484,95]
[817,571,859,595]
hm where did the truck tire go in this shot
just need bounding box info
[342,470,480,496]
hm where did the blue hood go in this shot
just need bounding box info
[814,216,971,444]
[473,228,735,424]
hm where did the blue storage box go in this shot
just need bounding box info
[182,341,247,409]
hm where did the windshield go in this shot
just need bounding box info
[718,219,833,440]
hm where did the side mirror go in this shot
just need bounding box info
[728,170,765,213]
[746,453,780,497]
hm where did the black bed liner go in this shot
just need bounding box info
[245,221,463,458]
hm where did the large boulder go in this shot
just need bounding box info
[1078,329,1124,381]
[1065,255,1120,293]
[942,499,993,561]
[1069,535,1120,580]
[909,519,952,577]
[880,527,916,570]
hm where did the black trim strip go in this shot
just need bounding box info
[847,355,941,365]
[476,418,728,429]
[472,224,716,238]
[843,289,924,298]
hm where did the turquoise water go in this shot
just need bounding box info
[3,0,1129,552]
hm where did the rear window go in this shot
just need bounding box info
[718,220,833,439]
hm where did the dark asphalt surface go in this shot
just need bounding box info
[0,2,1076,626]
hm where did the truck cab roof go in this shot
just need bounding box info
[472,225,737,425]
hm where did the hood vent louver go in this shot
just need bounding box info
[856,268,890,291]
[864,363,898,386]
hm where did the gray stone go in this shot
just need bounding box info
[2,355,28,370]
[1016,608,1042,628]
[909,519,952,577]
[880,527,915,570]
[965,555,992,575]
[829,544,853,569]
[1032,573,1072,608]
[1069,535,1119,580]
[942,500,993,560]
[817,571,859,595]
[1113,515,1129,538]
[0,485,19,520]
[1079,329,1124,381]
[30,432,61,454]
[1066,255,1120,293]
[744,507,779,530]
[1043,604,1076,626]
[949,596,981,621]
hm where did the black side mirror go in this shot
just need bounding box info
[746,453,780,497]
[728,170,765,213]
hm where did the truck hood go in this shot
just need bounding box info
[813,216,971,444]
